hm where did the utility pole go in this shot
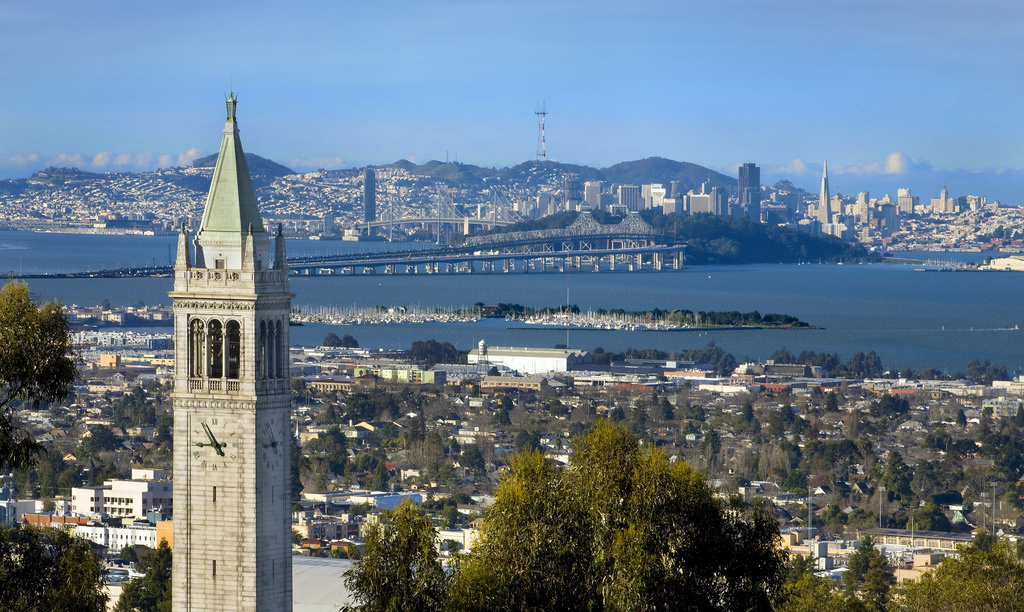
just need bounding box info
[878,486,885,528]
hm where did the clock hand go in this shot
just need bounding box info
[202,422,226,456]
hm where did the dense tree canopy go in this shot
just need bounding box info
[0,281,78,470]
[447,421,786,610]
[898,540,1024,611]
[343,499,450,612]
[0,526,107,612]
[114,539,172,612]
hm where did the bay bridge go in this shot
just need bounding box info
[23,213,684,279]
[289,212,684,276]
[361,183,519,240]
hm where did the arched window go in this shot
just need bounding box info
[226,320,241,379]
[208,320,223,379]
[258,321,267,379]
[189,319,205,378]
[274,320,283,379]
[266,321,274,378]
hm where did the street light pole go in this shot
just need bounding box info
[879,486,885,528]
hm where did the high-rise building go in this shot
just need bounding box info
[641,184,666,210]
[617,185,641,212]
[737,163,760,220]
[563,173,582,211]
[896,188,918,215]
[817,161,831,226]
[931,187,954,213]
[363,168,376,235]
[687,182,722,215]
[171,93,293,611]
[583,181,603,210]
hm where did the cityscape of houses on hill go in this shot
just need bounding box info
[6,327,1024,603]
[3,159,1024,254]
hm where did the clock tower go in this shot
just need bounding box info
[170,92,293,611]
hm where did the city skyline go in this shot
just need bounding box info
[3,1,1023,202]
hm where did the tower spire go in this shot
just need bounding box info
[194,91,268,270]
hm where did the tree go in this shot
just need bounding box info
[845,536,893,609]
[778,573,853,612]
[0,282,78,471]
[343,499,449,612]
[0,525,107,612]
[323,332,359,348]
[114,539,172,612]
[899,540,1024,611]
[448,421,787,611]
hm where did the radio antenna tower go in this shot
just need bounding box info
[535,101,547,161]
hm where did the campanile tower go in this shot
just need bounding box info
[170,92,293,611]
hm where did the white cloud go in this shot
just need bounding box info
[884,152,908,174]
[157,154,175,168]
[777,158,808,175]
[91,152,112,168]
[1,153,41,166]
[837,152,910,177]
[177,148,203,166]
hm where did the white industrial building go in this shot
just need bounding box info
[467,340,591,374]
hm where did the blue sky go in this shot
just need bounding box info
[3,0,1024,202]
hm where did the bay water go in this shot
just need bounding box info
[2,229,1020,375]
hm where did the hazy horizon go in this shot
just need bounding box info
[3,0,1022,201]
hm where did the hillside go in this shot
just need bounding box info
[191,152,294,178]
[602,157,735,197]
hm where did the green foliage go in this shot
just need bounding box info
[408,339,463,368]
[778,572,856,612]
[676,342,739,377]
[343,499,450,612]
[344,389,401,422]
[880,451,914,502]
[323,332,359,348]
[114,539,172,612]
[0,281,79,471]
[870,395,911,420]
[844,536,893,609]
[0,525,107,612]
[80,424,122,456]
[306,426,348,476]
[898,540,1024,611]
[460,444,486,478]
[642,212,875,264]
[906,503,952,532]
[447,422,787,611]
[966,358,1008,385]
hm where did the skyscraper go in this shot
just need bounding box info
[171,93,293,611]
[737,163,760,220]
[583,181,603,210]
[817,161,831,226]
[363,168,376,235]
[617,184,640,212]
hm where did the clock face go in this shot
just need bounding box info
[192,417,239,472]
[261,416,283,470]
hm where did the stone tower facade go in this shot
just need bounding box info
[170,93,293,611]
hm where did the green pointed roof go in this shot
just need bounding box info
[198,92,265,236]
